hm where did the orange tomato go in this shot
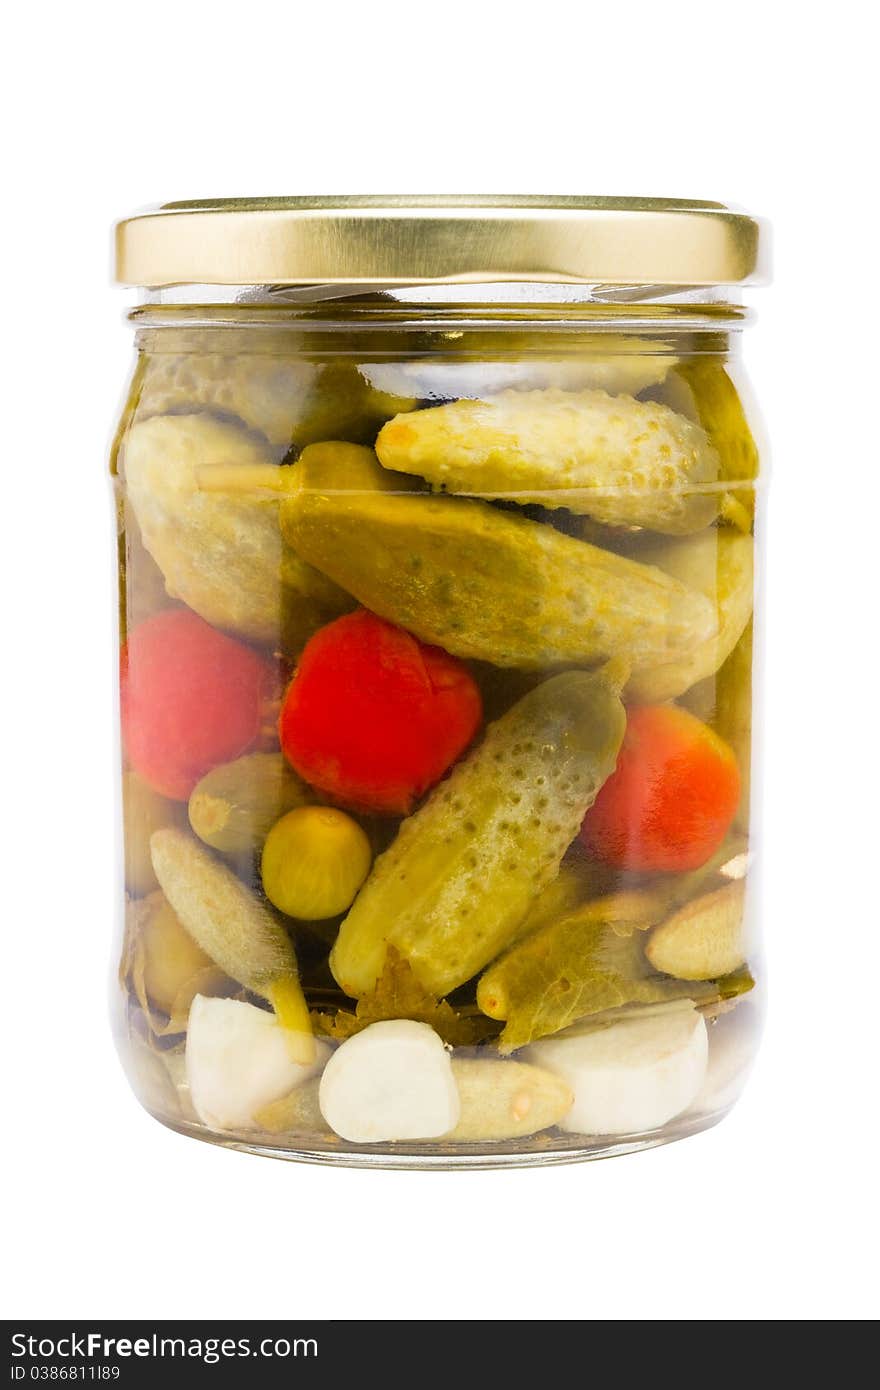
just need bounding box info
[579,704,741,872]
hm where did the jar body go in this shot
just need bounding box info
[112,304,765,1167]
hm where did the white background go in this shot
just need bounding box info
[3,0,877,1323]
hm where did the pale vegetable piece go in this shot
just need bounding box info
[188,752,316,856]
[525,1001,708,1135]
[122,415,350,648]
[252,1079,329,1136]
[376,389,720,533]
[282,481,717,672]
[446,1058,573,1141]
[331,668,626,999]
[140,891,216,1015]
[122,769,183,896]
[627,530,754,702]
[138,351,322,447]
[125,1032,183,1118]
[120,891,230,1035]
[361,342,674,402]
[646,880,747,981]
[691,1007,758,1114]
[318,1020,459,1142]
[186,996,328,1132]
[150,827,314,1061]
[137,353,417,450]
[261,806,373,919]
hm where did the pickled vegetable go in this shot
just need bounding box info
[150,827,314,1061]
[313,946,498,1047]
[252,1078,328,1136]
[120,890,230,1036]
[281,481,718,672]
[137,350,417,450]
[646,880,747,981]
[188,752,315,855]
[261,806,372,919]
[186,996,328,1132]
[710,622,754,833]
[447,1058,573,1141]
[361,337,674,402]
[123,414,352,648]
[330,667,627,999]
[140,892,216,1015]
[376,389,720,533]
[477,893,723,1052]
[525,1000,708,1134]
[278,609,483,814]
[122,769,183,896]
[628,530,754,702]
[580,705,741,873]
[121,609,276,800]
[651,359,760,530]
[318,1020,460,1143]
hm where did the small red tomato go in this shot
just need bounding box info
[580,703,741,873]
[120,609,275,800]
[279,609,482,815]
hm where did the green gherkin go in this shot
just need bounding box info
[376,388,721,533]
[188,753,316,856]
[627,529,754,702]
[650,360,761,531]
[477,894,722,1053]
[280,472,717,672]
[137,348,417,451]
[329,668,627,999]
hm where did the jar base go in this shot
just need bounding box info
[151,1104,731,1170]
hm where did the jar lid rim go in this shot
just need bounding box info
[114,196,770,290]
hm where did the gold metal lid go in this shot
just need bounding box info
[115,195,768,290]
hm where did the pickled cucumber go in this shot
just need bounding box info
[188,752,316,856]
[712,622,754,833]
[376,388,720,533]
[150,827,314,1059]
[137,351,417,450]
[649,360,760,530]
[477,893,721,1052]
[281,481,718,672]
[627,529,754,702]
[122,414,352,649]
[330,667,627,999]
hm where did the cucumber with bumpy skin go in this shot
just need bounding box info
[281,479,717,672]
[376,388,721,533]
[330,667,627,999]
[123,415,352,650]
[627,529,754,702]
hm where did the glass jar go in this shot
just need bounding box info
[111,197,769,1168]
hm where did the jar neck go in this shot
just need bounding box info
[128,281,750,336]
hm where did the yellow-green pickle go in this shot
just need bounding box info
[112,196,769,1166]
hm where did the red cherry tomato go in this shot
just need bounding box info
[279,609,483,815]
[580,703,741,872]
[121,609,275,800]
